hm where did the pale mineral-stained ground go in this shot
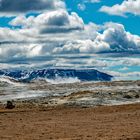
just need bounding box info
[1,80,140,107]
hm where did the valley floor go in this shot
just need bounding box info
[0,103,140,140]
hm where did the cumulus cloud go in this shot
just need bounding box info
[0,0,65,16]
[53,39,110,54]
[98,22,140,52]
[52,22,140,54]
[10,10,84,34]
[100,0,140,16]
[0,21,140,62]
[0,44,46,60]
[0,0,140,63]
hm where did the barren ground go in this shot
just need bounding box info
[0,103,140,140]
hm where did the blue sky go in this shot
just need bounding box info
[66,0,140,35]
[0,0,140,80]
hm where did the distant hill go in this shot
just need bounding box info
[0,69,113,82]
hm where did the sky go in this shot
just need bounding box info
[66,0,140,35]
[0,0,140,80]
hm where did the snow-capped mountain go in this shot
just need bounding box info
[0,69,113,82]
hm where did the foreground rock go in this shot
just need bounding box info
[5,101,15,109]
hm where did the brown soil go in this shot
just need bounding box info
[0,103,140,140]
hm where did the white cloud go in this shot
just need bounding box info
[108,70,140,81]
[100,0,140,16]
[0,20,140,63]
[0,1,140,64]
[0,0,65,16]
[122,58,140,66]
[52,22,140,54]
[98,22,140,52]
[0,44,46,60]
[10,10,84,34]
[53,39,110,54]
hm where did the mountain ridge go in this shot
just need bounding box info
[0,68,113,82]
